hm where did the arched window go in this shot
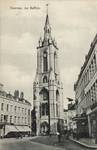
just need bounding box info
[39,88,49,101]
[56,90,59,101]
[43,76,48,83]
[43,90,48,101]
[43,51,48,72]
[41,103,49,116]
[54,52,57,73]
[56,104,58,117]
[39,88,49,117]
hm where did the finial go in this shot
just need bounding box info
[46,4,49,15]
[39,37,42,46]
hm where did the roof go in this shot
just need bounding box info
[0,88,31,106]
[68,103,76,110]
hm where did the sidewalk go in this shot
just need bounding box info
[70,136,97,149]
[31,135,97,149]
[1,135,97,149]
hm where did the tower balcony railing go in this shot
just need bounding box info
[39,82,48,87]
[41,115,48,119]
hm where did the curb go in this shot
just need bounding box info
[70,138,97,149]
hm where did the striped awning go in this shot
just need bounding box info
[5,125,18,135]
[5,125,31,135]
[16,125,31,132]
[23,126,31,132]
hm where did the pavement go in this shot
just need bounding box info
[30,135,95,150]
[0,136,97,150]
[70,137,97,149]
[0,137,66,150]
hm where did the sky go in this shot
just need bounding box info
[0,0,97,109]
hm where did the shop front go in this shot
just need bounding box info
[88,107,97,143]
[0,123,31,138]
[0,123,5,138]
[73,113,89,139]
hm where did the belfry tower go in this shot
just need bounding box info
[33,7,63,135]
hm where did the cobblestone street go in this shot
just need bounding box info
[0,136,94,150]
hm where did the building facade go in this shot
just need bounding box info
[67,103,76,131]
[33,12,63,135]
[74,34,97,141]
[0,83,31,138]
[63,109,68,130]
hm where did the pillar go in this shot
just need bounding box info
[88,115,91,137]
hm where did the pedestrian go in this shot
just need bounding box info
[57,132,61,143]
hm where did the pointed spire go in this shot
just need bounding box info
[44,14,50,29]
[44,4,50,30]
[43,4,52,44]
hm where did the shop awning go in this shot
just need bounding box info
[73,116,87,121]
[15,125,24,132]
[5,125,31,135]
[15,125,31,132]
[23,126,31,132]
[5,125,18,135]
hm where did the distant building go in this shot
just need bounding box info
[74,34,97,140]
[0,84,31,138]
[33,10,64,135]
[63,103,76,133]
[63,109,68,130]
[67,103,76,131]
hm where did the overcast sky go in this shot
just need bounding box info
[0,0,97,108]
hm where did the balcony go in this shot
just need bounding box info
[90,102,97,110]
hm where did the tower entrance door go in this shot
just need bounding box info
[40,121,49,135]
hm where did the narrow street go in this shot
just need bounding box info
[0,137,95,150]
[0,138,65,150]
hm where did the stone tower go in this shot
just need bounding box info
[33,9,63,135]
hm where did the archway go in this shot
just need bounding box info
[40,121,49,135]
